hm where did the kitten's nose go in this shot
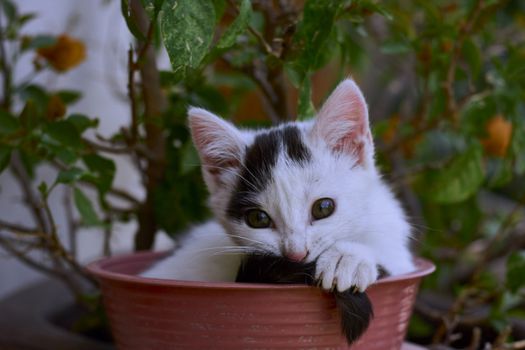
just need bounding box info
[285,251,308,262]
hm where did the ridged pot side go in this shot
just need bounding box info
[352,279,421,349]
[101,282,347,349]
[88,252,434,350]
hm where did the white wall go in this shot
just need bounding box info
[0,0,174,298]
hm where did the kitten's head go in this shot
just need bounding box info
[189,79,401,262]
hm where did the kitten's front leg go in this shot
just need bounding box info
[315,242,378,293]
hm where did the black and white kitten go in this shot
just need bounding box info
[142,79,414,294]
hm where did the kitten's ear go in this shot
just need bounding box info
[188,107,245,191]
[312,79,374,167]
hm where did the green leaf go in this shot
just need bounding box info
[0,145,11,173]
[381,39,411,55]
[159,70,180,86]
[37,181,48,197]
[0,0,17,21]
[511,117,525,175]
[56,148,78,165]
[288,0,343,79]
[67,114,99,133]
[19,84,48,109]
[211,0,226,23]
[18,13,36,26]
[215,0,251,50]
[495,291,523,316]
[359,1,392,20]
[0,109,20,134]
[181,140,199,175]
[461,94,496,135]
[83,154,116,194]
[284,64,302,88]
[507,251,525,293]
[121,0,146,40]
[462,38,481,78]
[73,187,102,226]
[486,158,512,188]
[154,173,209,235]
[426,143,485,204]
[44,120,82,149]
[504,48,525,85]
[408,313,434,339]
[19,101,40,130]
[56,167,85,184]
[297,76,315,120]
[160,0,215,76]
[57,90,82,104]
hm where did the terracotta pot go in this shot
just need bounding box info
[87,251,434,349]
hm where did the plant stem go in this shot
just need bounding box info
[0,8,12,111]
[129,0,167,250]
[63,187,78,259]
[11,153,50,232]
[128,47,139,143]
[3,153,97,303]
[103,216,112,256]
[0,218,38,234]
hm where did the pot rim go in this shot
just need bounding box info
[86,250,435,290]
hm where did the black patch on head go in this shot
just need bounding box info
[226,130,280,220]
[282,126,311,164]
[226,126,311,220]
[236,254,373,345]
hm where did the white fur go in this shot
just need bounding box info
[142,79,414,292]
[141,221,241,282]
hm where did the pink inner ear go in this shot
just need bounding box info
[188,107,244,181]
[314,79,373,166]
[333,125,369,165]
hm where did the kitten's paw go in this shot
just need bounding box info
[315,243,378,293]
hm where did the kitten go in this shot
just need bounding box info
[236,254,374,345]
[141,78,414,293]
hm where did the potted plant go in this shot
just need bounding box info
[1,0,524,349]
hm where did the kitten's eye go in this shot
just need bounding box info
[245,209,272,228]
[312,198,335,220]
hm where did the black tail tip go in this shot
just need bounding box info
[335,291,374,344]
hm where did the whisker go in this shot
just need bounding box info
[232,154,261,189]
[192,245,252,254]
[205,163,261,193]
[227,234,266,245]
[211,246,268,256]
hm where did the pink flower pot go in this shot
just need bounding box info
[87,251,434,349]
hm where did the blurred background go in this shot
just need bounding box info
[0,0,524,348]
[0,0,143,298]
